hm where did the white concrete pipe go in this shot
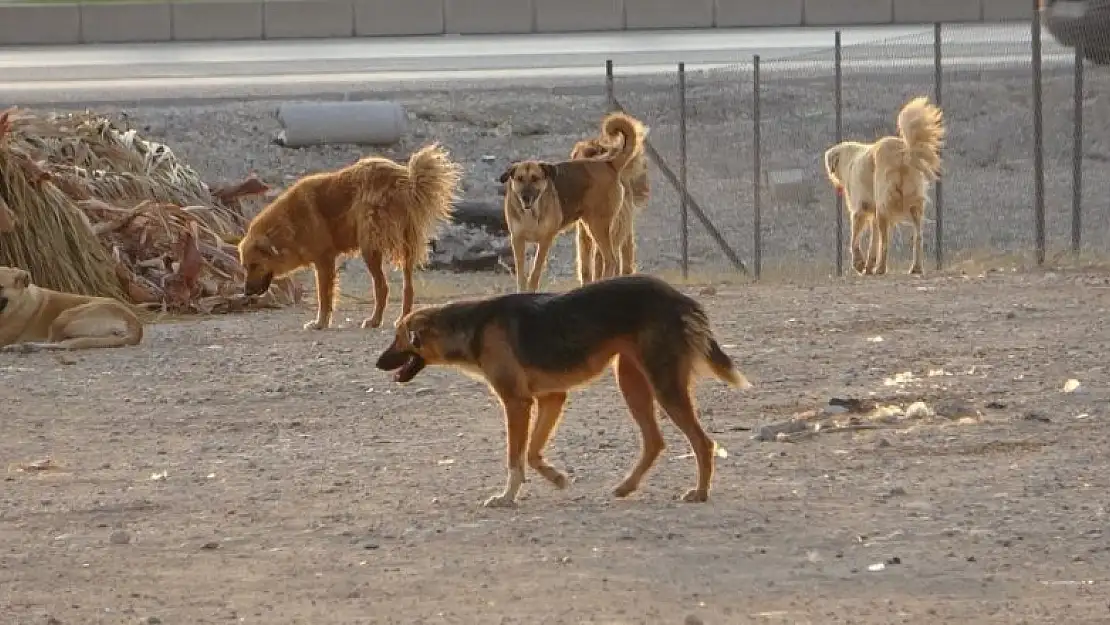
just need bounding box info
[275,101,408,148]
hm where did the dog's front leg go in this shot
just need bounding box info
[360,249,389,329]
[306,257,338,330]
[526,235,556,292]
[510,234,529,292]
[484,395,535,508]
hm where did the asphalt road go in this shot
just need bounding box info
[0,22,1071,105]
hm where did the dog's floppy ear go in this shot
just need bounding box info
[498,164,515,184]
[541,162,558,180]
[823,148,840,176]
[13,269,30,289]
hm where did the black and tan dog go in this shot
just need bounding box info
[375,275,752,508]
[499,112,643,292]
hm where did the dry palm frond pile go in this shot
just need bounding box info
[0,107,302,314]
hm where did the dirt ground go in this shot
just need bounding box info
[3,267,1110,624]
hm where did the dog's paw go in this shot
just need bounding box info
[482,493,518,509]
[360,316,383,329]
[909,266,923,276]
[612,480,640,498]
[303,320,329,331]
[679,488,709,503]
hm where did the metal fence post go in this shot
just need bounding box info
[753,55,762,280]
[933,22,945,270]
[834,31,844,276]
[1032,0,1046,265]
[605,60,615,112]
[678,62,689,279]
[1073,45,1084,254]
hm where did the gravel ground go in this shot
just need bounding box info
[3,269,1110,623]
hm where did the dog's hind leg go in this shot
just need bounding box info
[526,234,556,292]
[528,392,570,489]
[584,218,620,280]
[399,259,415,322]
[306,256,338,330]
[869,214,890,275]
[619,225,637,276]
[908,205,924,275]
[575,224,595,285]
[360,249,389,329]
[485,395,535,508]
[612,356,665,498]
[646,360,716,503]
[849,208,870,275]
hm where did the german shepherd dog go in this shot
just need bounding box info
[375,275,752,508]
[569,112,650,283]
[499,112,643,292]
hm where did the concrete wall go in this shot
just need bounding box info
[0,0,1040,46]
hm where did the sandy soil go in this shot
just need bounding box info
[3,267,1109,624]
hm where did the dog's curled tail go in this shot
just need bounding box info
[601,112,646,173]
[684,309,753,389]
[406,142,464,226]
[896,96,945,180]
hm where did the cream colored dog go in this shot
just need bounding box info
[823,96,945,275]
[0,266,143,353]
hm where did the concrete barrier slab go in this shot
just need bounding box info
[803,0,892,25]
[716,0,803,27]
[535,0,622,32]
[81,2,173,44]
[444,0,533,34]
[264,0,354,39]
[355,0,444,35]
[0,5,80,45]
[172,1,264,41]
[625,0,713,28]
[894,0,981,23]
[982,0,1033,21]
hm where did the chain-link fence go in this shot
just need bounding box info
[607,17,1103,279]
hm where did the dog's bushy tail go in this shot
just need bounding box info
[400,143,463,266]
[601,112,646,173]
[683,308,753,389]
[895,96,945,180]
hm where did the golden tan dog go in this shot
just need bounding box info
[237,144,461,330]
[0,266,143,352]
[569,112,650,283]
[375,275,752,508]
[823,96,945,275]
[499,112,643,292]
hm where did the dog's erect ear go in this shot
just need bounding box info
[13,269,31,289]
[541,163,558,180]
[498,165,515,184]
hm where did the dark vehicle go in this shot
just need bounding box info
[1041,0,1110,64]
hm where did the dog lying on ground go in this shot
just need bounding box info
[569,112,650,283]
[823,96,946,275]
[375,274,752,508]
[236,144,462,330]
[0,266,143,352]
[499,112,643,292]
